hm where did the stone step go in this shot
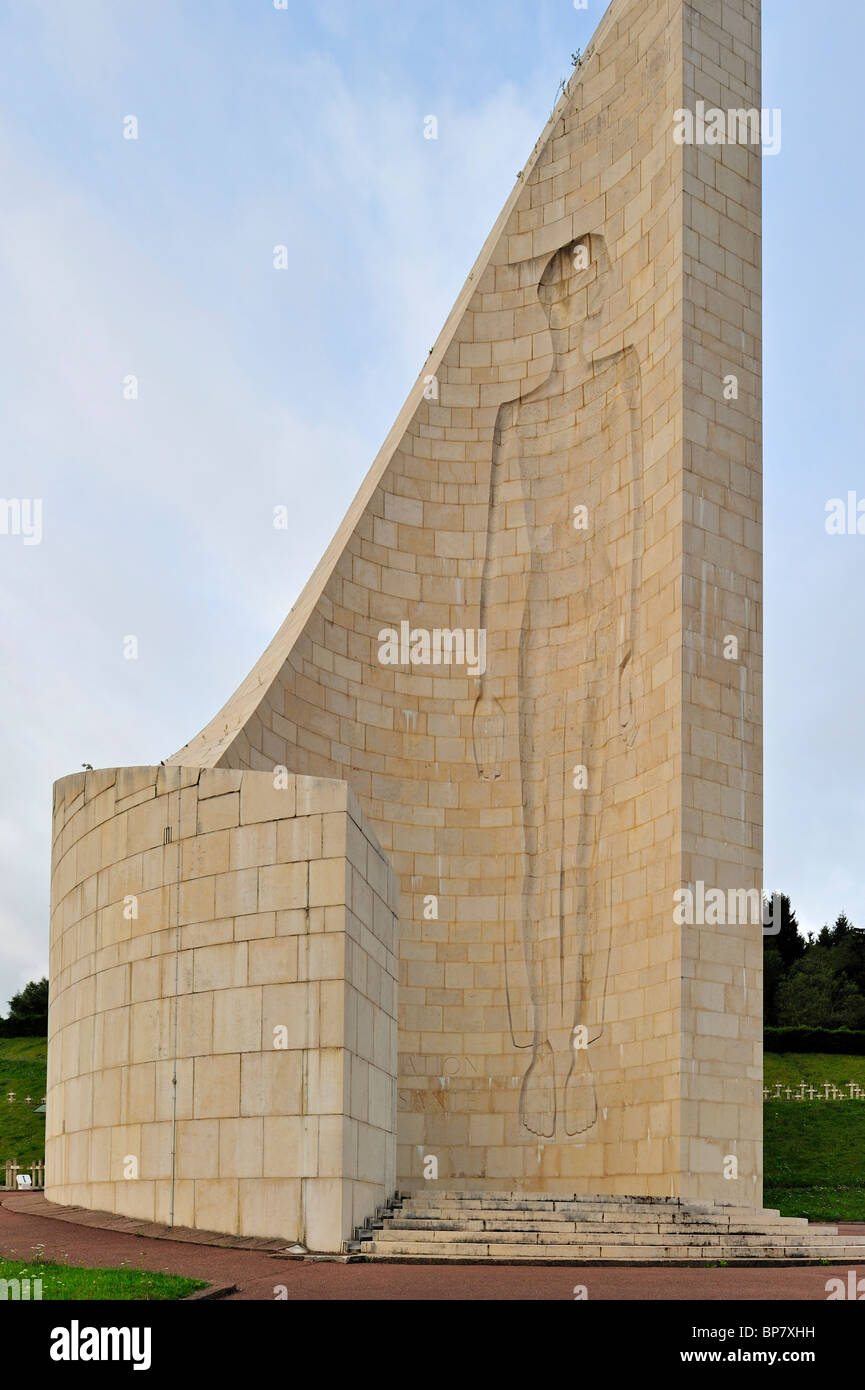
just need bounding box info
[392,1212,834,1234]
[361,1245,865,1267]
[402,1193,779,1210]
[359,1241,865,1265]
[360,1193,864,1264]
[371,1226,858,1249]
[390,1208,817,1230]
[401,1198,786,1219]
[378,1219,848,1241]
[402,1191,705,1199]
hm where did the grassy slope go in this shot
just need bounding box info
[764,1053,865,1221]
[0,1037,47,1169]
[763,1053,865,1089]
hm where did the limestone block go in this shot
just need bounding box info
[196,794,239,835]
[305,1049,345,1116]
[240,1051,303,1117]
[309,858,349,909]
[193,942,247,993]
[176,1119,220,1180]
[258,862,307,912]
[230,823,277,871]
[248,936,298,986]
[183,830,230,879]
[214,868,258,919]
[194,1179,239,1235]
[302,1177,345,1253]
[198,770,244,800]
[193,1054,240,1119]
[240,776,296,825]
[238,1178,302,1243]
[212,985,262,1054]
[218,1118,264,1179]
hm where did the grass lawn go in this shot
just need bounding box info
[764,1053,865,1222]
[0,1256,207,1300]
[763,1053,865,1090]
[0,1037,47,1169]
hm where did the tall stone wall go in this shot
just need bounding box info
[163,0,763,1204]
[679,0,763,1202]
[46,767,398,1252]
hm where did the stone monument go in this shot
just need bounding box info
[47,0,771,1254]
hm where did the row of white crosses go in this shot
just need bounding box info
[5,1093,45,1104]
[762,1081,865,1101]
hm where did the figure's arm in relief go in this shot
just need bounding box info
[616,352,645,748]
[473,401,519,781]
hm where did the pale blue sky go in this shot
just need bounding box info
[0,0,862,1008]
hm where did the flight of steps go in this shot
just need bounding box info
[355,1192,865,1264]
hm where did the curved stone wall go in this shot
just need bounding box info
[46,766,398,1252]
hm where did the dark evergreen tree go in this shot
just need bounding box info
[5,977,48,1022]
[763,893,805,1027]
[769,894,806,969]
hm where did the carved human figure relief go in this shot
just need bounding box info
[474,233,644,1138]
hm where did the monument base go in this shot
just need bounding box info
[357,1191,865,1264]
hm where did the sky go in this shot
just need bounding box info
[0,0,862,1010]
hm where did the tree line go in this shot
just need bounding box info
[765,896,865,1029]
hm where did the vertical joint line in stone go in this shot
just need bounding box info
[168,768,183,1227]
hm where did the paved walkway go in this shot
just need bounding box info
[1,1196,863,1300]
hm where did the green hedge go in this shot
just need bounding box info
[765,1026,865,1054]
[1,1021,862,1048]
[0,1017,47,1039]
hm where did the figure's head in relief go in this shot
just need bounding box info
[538,232,612,364]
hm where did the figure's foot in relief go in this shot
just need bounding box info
[563,1046,598,1136]
[519,1041,556,1138]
